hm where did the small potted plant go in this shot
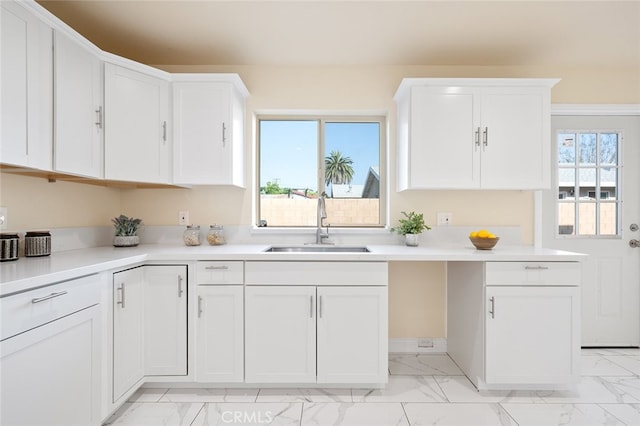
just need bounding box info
[112,214,142,247]
[391,211,431,246]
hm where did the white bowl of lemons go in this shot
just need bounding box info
[469,229,499,250]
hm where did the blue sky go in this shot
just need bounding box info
[260,120,380,191]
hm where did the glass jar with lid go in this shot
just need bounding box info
[183,225,201,246]
[207,224,226,245]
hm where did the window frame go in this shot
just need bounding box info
[255,114,387,229]
[555,129,623,239]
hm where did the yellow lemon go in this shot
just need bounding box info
[487,233,497,239]
[469,231,478,238]
[477,229,491,238]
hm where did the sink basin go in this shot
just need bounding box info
[263,245,370,253]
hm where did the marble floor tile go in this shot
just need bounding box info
[502,403,625,426]
[539,376,640,404]
[191,402,302,426]
[160,388,259,403]
[388,353,465,376]
[582,348,640,356]
[352,375,447,403]
[434,376,545,404]
[103,402,204,425]
[582,356,638,376]
[127,387,169,403]
[256,387,353,403]
[301,402,409,426]
[605,356,640,376]
[599,403,640,425]
[404,402,517,426]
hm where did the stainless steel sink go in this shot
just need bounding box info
[263,245,370,253]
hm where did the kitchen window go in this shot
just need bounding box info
[257,116,385,228]
[557,130,622,237]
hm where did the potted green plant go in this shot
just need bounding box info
[391,211,431,246]
[112,214,142,247]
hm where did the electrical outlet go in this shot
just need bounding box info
[0,207,7,230]
[178,211,189,225]
[417,338,434,348]
[437,212,453,226]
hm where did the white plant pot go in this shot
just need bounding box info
[405,233,420,246]
[113,235,139,247]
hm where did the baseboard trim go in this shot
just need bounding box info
[389,338,447,354]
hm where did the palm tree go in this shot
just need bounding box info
[325,150,355,187]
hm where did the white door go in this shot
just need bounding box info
[541,114,640,346]
[196,285,244,382]
[245,286,316,383]
[144,265,187,376]
[317,286,388,384]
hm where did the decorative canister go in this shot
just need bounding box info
[0,233,19,261]
[183,225,201,246]
[25,231,52,257]
[207,224,226,245]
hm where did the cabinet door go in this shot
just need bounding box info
[245,286,316,383]
[485,286,580,384]
[407,86,480,189]
[144,265,187,376]
[54,30,103,178]
[479,86,550,189]
[1,306,101,426]
[1,1,52,170]
[104,63,170,183]
[112,267,145,402]
[173,82,241,185]
[196,285,244,382]
[317,286,388,384]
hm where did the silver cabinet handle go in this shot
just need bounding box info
[319,295,323,318]
[310,295,313,318]
[117,283,126,308]
[32,290,68,304]
[474,127,480,150]
[95,106,103,129]
[222,122,227,147]
[198,296,203,318]
[205,265,229,270]
[525,265,549,270]
[489,296,495,319]
[482,127,488,148]
[178,275,184,297]
[162,121,167,142]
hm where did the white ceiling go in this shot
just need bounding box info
[37,0,640,68]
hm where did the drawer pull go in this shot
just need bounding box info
[32,291,68,304]
[117,283,126,308]
[178,275,184,297]
[205,265,229,270]
[198,296,203,318]
[319,295,323,318]
[310,296,313,318]
[489,296,495,319]
[525,266,550,270]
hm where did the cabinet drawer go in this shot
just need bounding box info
[1,274,101,341]
[485,262,581,286]
[196,261,244,284]
[245,261,388,286]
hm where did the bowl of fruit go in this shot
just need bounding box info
[469,229,499,250]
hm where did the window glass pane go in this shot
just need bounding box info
[579,133,597,165]
[558,133,576,164]
[600,133,618,165]
[558,168,575,200]
[324,122,381,226]
[578,202,596,235]
[259,120,318,227]
[601,167,618,200]
[558,203,575,235]
[599,202,618,235]
[578,168,596,199]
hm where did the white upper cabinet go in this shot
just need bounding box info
[394,78,558,190]
[104,63,170,183]
[53,30,103,178]
[1,1,52,170]
[172,75,248,186]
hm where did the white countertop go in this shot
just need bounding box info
[0,243,586,297]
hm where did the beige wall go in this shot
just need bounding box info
[2,63,638,339]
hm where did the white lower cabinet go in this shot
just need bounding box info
[196,285,244,382]
[245,286,317,383]
[144,265,187,376]
[112,266,145,402]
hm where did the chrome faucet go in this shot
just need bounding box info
[315,192,332,244]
